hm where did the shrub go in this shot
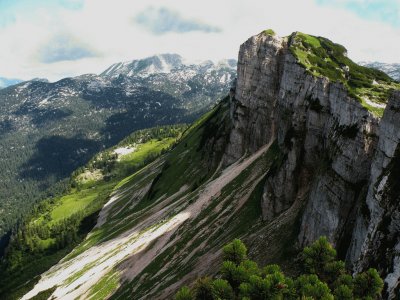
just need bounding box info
[193,277,214,300]
[222,239,247,265]
[211,279,234,299]
[175,237,384,300]
[353,268,384,299]
[175,286,193,300]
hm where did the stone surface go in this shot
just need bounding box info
[225,31,400,298]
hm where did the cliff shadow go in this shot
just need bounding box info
[18,135,101,182]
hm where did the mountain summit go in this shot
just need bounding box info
[101,54,184,77]
[100,53,236,78]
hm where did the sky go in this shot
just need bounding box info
[0,0,399,81]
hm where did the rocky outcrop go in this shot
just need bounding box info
[225,31,399,298]
[349,91,400,298]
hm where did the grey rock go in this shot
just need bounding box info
[225,31,400,298]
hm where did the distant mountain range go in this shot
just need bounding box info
[0,54,236,237]
[359,61,400,81]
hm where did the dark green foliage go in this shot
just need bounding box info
[175,286,193,300]
[175,237,384,300]
[334,284,354,300]
[353,269,384,299]
[221,260,260,292]
[222,239,247,265]
[211,279,234,299]
[302,236,337,281]
[193,277,214,300]
[30,286,57,300]
[294,274,333,299]
[239,270,291,299]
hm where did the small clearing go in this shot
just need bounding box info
[113,146,136,156]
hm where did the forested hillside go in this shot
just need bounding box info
[0,54,235,240]
[0,124,187,299]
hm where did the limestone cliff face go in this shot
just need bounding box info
[225,32,399,298]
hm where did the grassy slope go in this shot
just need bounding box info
[65,102,228,260]
[109,142,284,300]
[289,32,400,117]
[0,125,185,300]
[8,98,299,300]
[70,101,289,299]
[11,100,228,300]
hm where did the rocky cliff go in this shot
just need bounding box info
[225,31,400,298]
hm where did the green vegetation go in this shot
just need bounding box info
[176,237,384,299]
[87,269,120,299]
[289,32,400,116]
[0,125,186,299]
[263,29,276,36]
[141,100,231,203]
[30,286,57,300]
[110,138,284,299]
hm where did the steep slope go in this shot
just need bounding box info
[0,55,236,239]
[15,31,400,300]
[223,30,400,298]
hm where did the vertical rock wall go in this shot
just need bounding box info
[225,31,399,298]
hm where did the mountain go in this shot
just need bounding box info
[101,53,184,77]
[101,54,237,79]
[0,77,23,89]
[359,61,400,81]
[3,31,400,299]
[0,54,236,239]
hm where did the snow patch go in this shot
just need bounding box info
[364,97,386,109]
[113,146,136,156]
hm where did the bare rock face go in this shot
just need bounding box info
[349,91,400,298]
[223,33,285,164]
[225,31,399,298]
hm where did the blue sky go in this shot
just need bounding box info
[0,0,83,25]
[317,0,400,28]
[0,0,399,81]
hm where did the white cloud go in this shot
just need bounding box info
[0,0,399,81]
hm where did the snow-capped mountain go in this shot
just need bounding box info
[359,61,400,81]
[101,54,184,77]
[0,54,237,237]
[101,54,236,82]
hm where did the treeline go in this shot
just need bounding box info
[118,124,188,147]
[72,124,188,183]
[4,209,94,271]
[175,237,384,300]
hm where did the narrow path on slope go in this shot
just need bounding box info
[23,142,272,300]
